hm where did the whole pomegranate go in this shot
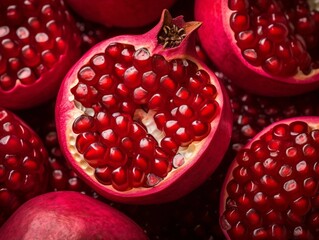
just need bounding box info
[0,191,148,239]
[65,0,177,28]
[55,10,233,204]
[220,116,319,239]
[195,0,319,96]
[0,0,81,109]
[0,107,48,225]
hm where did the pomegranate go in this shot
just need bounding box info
[195,0,319,96]
[0,107,48,225]
[0,0,81,109]
[65,0,177,28]
[0,191,148,239]
[55,10,232,204]
[220,116,319,239]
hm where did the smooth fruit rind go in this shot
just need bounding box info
[0,191,148,239]
[56,10,232,204]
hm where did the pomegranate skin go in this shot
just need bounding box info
[55,10,233,204]
[0,0,81,110]
[194,0,319,97]
[0,191,148,240]
[65,0,177,28]
[220,116,319,239]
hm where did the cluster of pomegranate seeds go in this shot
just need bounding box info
[70,42,218,191]
[228,0,319,76]
[220,120,319,239]
[0,0,77,90]
[0,107,48,224]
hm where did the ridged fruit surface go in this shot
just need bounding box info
[55,10,232,204]
[195,0,319,96]
[0,0,81,109]
[0,191,148,240]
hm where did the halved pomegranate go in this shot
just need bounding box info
[195,0,319,96]
[0,0,81,109]
[220,116,319,239]
[55,10,232,204]
[0,107,48,225]
[65,0,177,28]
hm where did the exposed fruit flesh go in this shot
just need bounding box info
[0,107,48,224]
[220,117,319,239]
[69,41,219,191]
[0,0,75,90]
[56,10,232,204]
[228,0,319,77]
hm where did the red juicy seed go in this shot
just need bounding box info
[164,120,180,136]
[0,135,22,153]
[17,67,36,84]
[139,135,157,157]
[91,53,113,73]
[100,129,118,146]
[236,30,256,49]
[120,137,134,153]
[160,75,177,93]
[102,94,117,109]
[95,112,111,129]
[175,127,193,146]
[133,154,149,171]
[173,87,191,106]
[123,66,140,88]
[116,83,130,98]
[95,166,113,185]
[105,147,127,168]
[113,62,127,78]
[169,59,186,82]
[76,132,98,154]
[72,115,95,134]
[130,122,147,141]
[78,66,97,85]
[105,42,124,59]
[228,0,249,11]
[6,170,22,191]
[199,100,218,121]
[112,166,129,191]
[133,48,151,71]
[41,50,57,68]
[96,74,116,94]
[141,71,158,92]
[83,142,106,167]
[152,54,170,75]
[133,87,149,104]
[151,158,169,178]
[130,167,145,188]
[120,46,135,63]
[22,157,39,172]
[21,45,40,67]
[112,113,132,137]
[154,112,168,130]
[176,105,194,124]
[191,120,210,140]
[230,12,250,33]
[160,136,179,154]
[148,93,164,110]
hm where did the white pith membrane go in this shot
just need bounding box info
[62,48,221,194]
[65,90,212,191]
[229,0,319,79]
[220,117,319,239]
